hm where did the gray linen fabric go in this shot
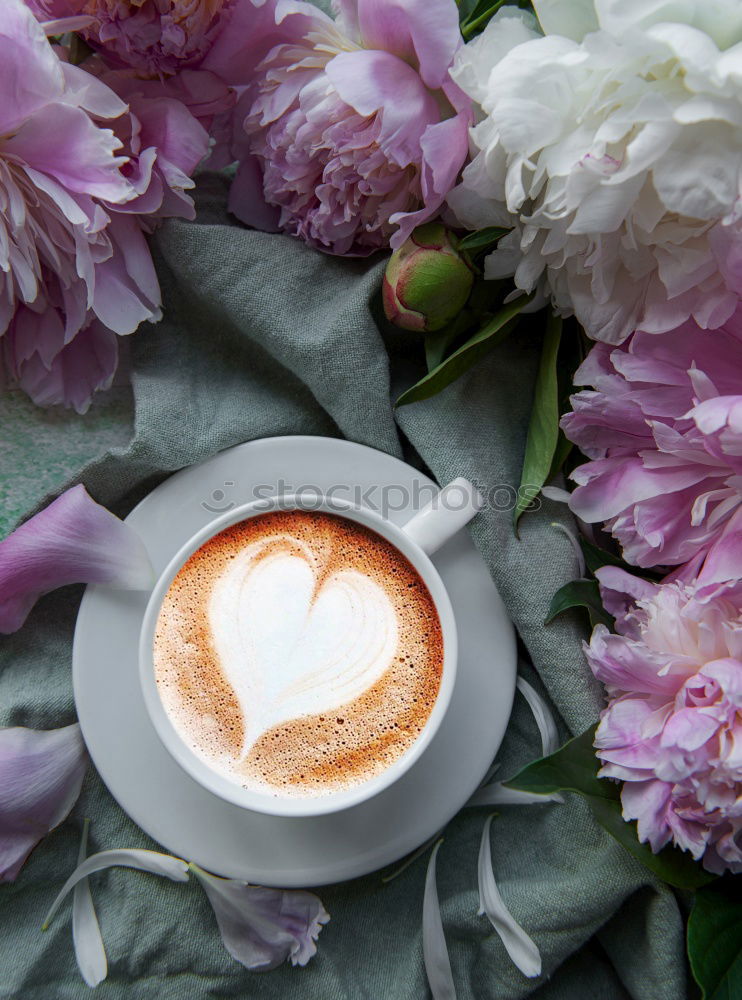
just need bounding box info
[0,174,687,1000]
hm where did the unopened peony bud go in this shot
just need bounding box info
[383,223,474,333]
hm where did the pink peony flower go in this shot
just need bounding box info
[586,566,742,875]
[561,309,742,568]
[25,0,274,159]
[230,0,471,256]
[27,0,245,77]
[0,1,208,411]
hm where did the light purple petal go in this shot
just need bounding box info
[563,313,742,568]
[353,0,462,89]
[0,484,153,633]
[391,112,470,248]
[190,864,329,971]
[325,49,438,165]
[4,103,130,203]
[594,566,658,630]
[0,0,65,135]
[0,724,87,883]
[477,815,541,978]
[7,318,119,415]
[422,840,457,1000]
[228,155,281,232]
[620,780,674,854]
[92,216,163,335]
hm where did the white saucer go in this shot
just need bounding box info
[73,437,517,887]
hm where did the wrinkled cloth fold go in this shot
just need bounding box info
[0,173,686,1000]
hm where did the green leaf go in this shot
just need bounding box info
[513,314,562,527]
[545,578,614,629]
[579,537,629,575]
[507,728,717,891]
[546,430,573,484]
[395,295,531,407]
[461,0,507,39]
[458,227,511,254]
[688,880,742,1000]
[424,310,474,372]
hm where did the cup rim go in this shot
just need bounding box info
[138,493,458,818]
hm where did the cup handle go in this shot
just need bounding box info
[401,478,483,556]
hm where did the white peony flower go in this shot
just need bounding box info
[447,0,742,344]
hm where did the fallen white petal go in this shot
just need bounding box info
[477,816,541,978]
[41,16,95,34]
[516,677,560,757]
[540,487,571,504]
[468,783,564,807]
[550,522,586,578]
[72,819,107,988]
[422,841,457,1000]
[42,849,189,930]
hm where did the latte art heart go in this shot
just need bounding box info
[153,510,444,797]
[208,536,399,758]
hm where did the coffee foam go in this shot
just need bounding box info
[153,510,444,797]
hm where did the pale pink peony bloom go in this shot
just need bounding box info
[561,309,742,568]
[0,1,208,411]
[231,0,471,256]
[586,566,742,875]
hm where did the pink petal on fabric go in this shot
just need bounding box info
[0,724,87,883]
[189,864,329,971]
[0,484,153,633]
[353,0,462,89]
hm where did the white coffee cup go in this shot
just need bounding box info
[139,478,481,817]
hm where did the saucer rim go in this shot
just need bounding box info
[72,435,517,886]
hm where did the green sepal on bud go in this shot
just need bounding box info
[383,223,474,333]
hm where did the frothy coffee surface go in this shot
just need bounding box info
[153,510,444,797]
